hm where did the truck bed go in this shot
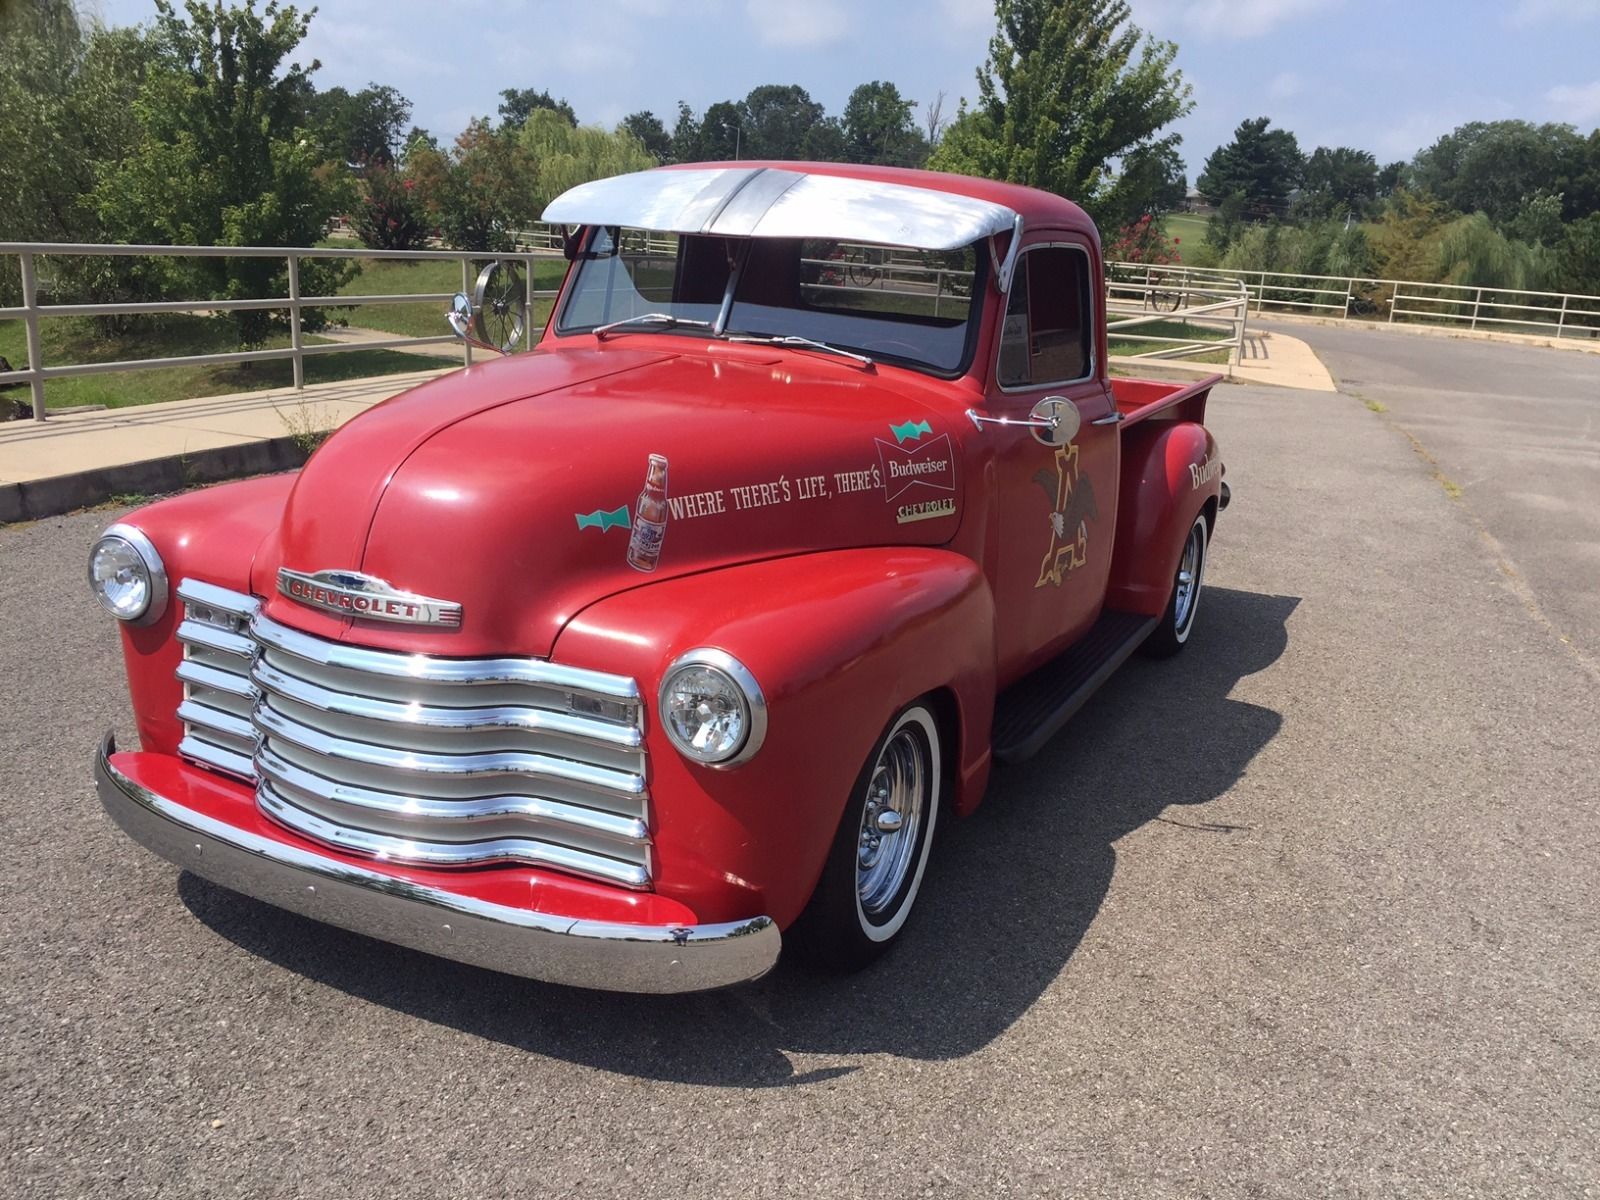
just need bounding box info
[1110,374,1223,429]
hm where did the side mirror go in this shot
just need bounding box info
[1030,397,1080,447]
[446,292,473,339]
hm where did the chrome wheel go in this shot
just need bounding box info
[856,723,929,919]
[1173,518,1204,639]
[792,703,943,966]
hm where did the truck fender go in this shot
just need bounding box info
[551,547,997,929]
[102,476,297,756]
[1105,421,1222,618]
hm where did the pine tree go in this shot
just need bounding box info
[928,0,1191,229]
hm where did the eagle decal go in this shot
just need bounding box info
[1032,443,1097,588]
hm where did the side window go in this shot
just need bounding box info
[996,245,1093,389]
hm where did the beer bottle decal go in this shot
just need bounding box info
[626,454,669,572]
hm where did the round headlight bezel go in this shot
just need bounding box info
[658,648,767,769]
[87,523,169,625]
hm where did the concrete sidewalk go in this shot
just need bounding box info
[0,367,450,523]
[1111,327,1337,392]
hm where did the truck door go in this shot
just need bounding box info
[981,239,1120,680]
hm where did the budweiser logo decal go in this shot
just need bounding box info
[278,568,462,627]
[875,433,956,502]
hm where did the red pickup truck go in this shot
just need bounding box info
[90,163,1227,992]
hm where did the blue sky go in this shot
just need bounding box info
[92,0,1600,176]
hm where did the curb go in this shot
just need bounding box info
[1,435,312,526]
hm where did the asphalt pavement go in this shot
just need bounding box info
[2,364,1598,1197]
[1259,320,1600,668]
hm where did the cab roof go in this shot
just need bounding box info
[541,161,1096,251]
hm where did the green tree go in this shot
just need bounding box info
[1554,214,1600,298]
[801,117,847,162]
[417,118,537,251]
[1298,146,1378,217]
[699,100,744,160]
[519,108,657,213]
[95,0,355,344]
[739,84,825,160]
[1370,190,1451,283]
[0,1,150,243]
[621,110,671,161]
[1197,117,1304,217]
[669,101,703,163]
[841,80,928,166]
[1410,120,1586,227]
[929,0,1192,229]
[309,82,412,165]
[497,86,576,130]
[1118,141,1185,216]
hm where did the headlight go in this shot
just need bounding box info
[659,649,767,767]
[87,523,168,624]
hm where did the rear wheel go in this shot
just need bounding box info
[1143,512,1208,658]
[789,702,942,972]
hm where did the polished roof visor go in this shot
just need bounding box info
[541,166,1020,252]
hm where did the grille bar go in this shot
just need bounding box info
[258,782,652,887]
[170,578,654,890]
[249,658,641,749]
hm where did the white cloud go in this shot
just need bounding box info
[1547,80,1600,124]
[1268,71,1303,100]
[1132,0,1335,39]
[1510,0,1600,27]
[744,0,851,48]
[938,0,994,29]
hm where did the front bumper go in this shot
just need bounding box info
[94,733,779,993]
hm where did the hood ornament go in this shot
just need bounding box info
[278,568,462,628]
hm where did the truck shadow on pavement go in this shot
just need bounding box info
[180,586,1299,1088]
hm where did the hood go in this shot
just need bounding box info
[253,345,968,656]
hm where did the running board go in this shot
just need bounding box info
[990,610,1157,763]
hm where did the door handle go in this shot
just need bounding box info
[1090,411,1125,426]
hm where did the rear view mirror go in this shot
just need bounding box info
[1030,397,1080,447]
[446,292,473,339]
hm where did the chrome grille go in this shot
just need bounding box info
[172,578,652,889]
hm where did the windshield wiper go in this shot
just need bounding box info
[593,313,714,340]
[723,333,874,368]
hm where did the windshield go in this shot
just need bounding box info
[556,226,985,375]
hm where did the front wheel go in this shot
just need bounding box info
[789,703,942,972]
[1143,512,1209,658]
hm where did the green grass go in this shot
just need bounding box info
[0,313,456,411]
[1161,212,1211,251]
[1108,317,1233,364]
[328,255,567,339]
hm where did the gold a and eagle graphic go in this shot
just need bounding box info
[1033,442,1096,589]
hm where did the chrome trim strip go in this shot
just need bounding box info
[250,660,642,749]
[258,782,652,888]
[255,701,647,797]
[177,659,257,699]
[177,619,254,660]
[95,734,778,993]
[250,612,640,703]
[256,746,649,842]
[176,578,262,619]
[177,698,256,744]
[177,734,256,781]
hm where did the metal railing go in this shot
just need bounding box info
[1108,261,1600,338]
[1105,276,1250,371]
[0,241,565,422]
